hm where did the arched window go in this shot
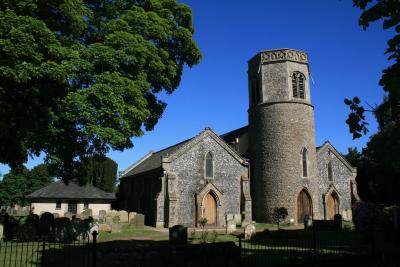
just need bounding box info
[205,152,213,178]
[292,72,305,99]
[302,148,308,177]
[328,161,333,181]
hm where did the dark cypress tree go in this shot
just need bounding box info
[82,156,118,193]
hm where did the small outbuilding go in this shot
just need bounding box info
[26,181,116,217]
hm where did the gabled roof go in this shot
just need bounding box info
[120,138,192,178]
[26,181,116,200]
[120,127,247,179]
[220,125,248,143]
[317,141,357,173]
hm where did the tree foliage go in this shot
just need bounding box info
[344,0,400,204]
[0,164,53,206]
[81,156,117,192]
[0,0,201,180]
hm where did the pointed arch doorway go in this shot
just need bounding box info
[297,189,313,223]
[327,191,339,220]
[202,192,217,225]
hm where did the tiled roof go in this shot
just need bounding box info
[26,181,116,200]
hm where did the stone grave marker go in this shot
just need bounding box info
[118,210,129,223]
[53,213,60,218]
[244,224,256,240]
[169,225,187,245]
[105,215,113,225]
[64,212,73,220]
[0,224,3,240]
[226,219,236,234]
[134,214,145,228]
[233,214,242,226]
[111,223,122,233]
[98,210,106,221]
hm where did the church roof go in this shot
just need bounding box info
[26,181,116,200]
[120,128,248,179]
[220,125,248,143]
[120,138,192,177]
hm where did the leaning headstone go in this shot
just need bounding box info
[134,214,145,228]
[226,219,236,234]
[233,214,242,226]
[118,211,129,223]
[244,224,256,240]
[169,225,188,245]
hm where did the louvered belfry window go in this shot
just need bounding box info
[292,72,305,99]
[205,152,213,178]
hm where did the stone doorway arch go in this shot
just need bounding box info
[297,189,313,223]
[195,182,223,226]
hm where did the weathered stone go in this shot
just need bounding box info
[64,212,73,219]
[226,219,236,234]
[111,223,122,233]
[233,214,241,226]
[98,224,111,232]
[169,225,187,245]
[118,210,129,223]
[0,224,3,240]
[98,210,106,220]
[105,215,113,225]
[244,223,256,240]
[134,214,144,228]
[52,213,60,218]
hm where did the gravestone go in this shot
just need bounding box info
[118,210,129,223]
[105,215,113,225]
[53,213,60,218]
[134,214,145,228]
[99,210,106,221]
[244,224,256,240]
[99,224,111,232]
[129,213,137,225]
[226,214,234,222]
[233,214,242,226]
[226,219,236,234]
[169,225,188,245]
[111,223,122,233]
[64,212,73,220]
[112,215,120,224]
[80,208,92,219]
[40,212,55,235]
[0,224,3,240]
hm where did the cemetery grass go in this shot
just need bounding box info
[98,224,168,242]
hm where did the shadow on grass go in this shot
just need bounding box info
[41,239,239,267]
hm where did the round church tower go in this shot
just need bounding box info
[248,49,319,223]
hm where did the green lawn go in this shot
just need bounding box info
[97,224,168,242]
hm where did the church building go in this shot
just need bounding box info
[118,48,359,227]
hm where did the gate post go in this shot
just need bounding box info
[92,231,97,267]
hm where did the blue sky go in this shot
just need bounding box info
[0,0,392,177]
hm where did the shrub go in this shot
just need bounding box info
[352,201,383,233]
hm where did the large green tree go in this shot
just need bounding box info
[0,164,53,206]
[345,0,400,204]
[0,0,201,180]
[81,156,118,192]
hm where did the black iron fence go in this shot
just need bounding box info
[239,228,385,267]
[0,231,97,267]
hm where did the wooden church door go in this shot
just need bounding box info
[327,192,339,220]
[202,192,217,225]
[297,190,312,223]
